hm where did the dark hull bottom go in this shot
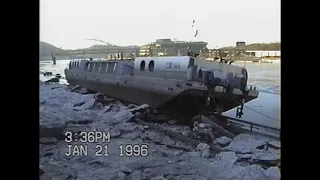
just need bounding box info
[162,90,256,119]
[68,79,256,120]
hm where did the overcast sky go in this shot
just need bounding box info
[40,0,280,50]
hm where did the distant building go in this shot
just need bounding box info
[139,44,152,56]
[139,39,209,57]
[246,50,281,57]
[236,42,246,49]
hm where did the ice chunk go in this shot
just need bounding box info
[211,152,238,169]
[264,167,281,180]
[252,148,280,161]
[72,99,96,111]
[215,165,269,180]
[224,134,266,153]
[214,136,232,145]
[108,110,134,125]
[196,143,210,158]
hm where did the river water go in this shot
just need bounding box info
[39,60,281,133]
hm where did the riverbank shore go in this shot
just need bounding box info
[39,82,280,180]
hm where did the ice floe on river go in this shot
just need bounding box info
[39,81,281,180]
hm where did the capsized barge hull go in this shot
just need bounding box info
[65,56,259,118]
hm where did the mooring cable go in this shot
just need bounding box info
[207,84,279,122]
[220,93,280,122]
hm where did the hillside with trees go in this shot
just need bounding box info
[39,41,64,57]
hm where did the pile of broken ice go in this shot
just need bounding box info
[40,81,281,180]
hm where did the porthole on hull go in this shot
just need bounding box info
[198,69,203,78]
[148,60,155,72]
[140,60,145,71]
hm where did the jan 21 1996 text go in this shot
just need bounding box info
[65,144,149,157]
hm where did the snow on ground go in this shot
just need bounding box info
[39,82,281,180]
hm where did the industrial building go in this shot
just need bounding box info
[139,39,209,57]
[246,50,281,58]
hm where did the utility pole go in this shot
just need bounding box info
[51,52,56,65]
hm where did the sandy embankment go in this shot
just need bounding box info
[39,82,281,180]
